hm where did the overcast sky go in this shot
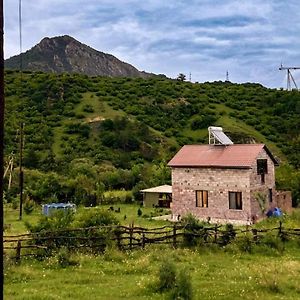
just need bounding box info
[4,0,300,88]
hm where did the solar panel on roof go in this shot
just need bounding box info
[208,126,233,145]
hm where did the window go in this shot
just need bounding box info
[257,159,268,175]
[257,159,268,184]
[269,188,273,203]
[229,192,242,210]
[196,190,208,207]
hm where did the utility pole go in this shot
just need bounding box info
[19,123,24,220]
[279,64,300,91]
[1,0,5,296]
[18,0,24,220]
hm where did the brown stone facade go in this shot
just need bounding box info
[275,191,293,213]
[171,148,291,225]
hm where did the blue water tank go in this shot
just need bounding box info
[42,203,76,216]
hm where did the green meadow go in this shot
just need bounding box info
[4,205,300,300]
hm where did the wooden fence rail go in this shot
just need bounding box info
[4,222,300,261]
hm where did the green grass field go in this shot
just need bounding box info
[3,203,170,235]
[4,206,300,300]
[4,243,300,300]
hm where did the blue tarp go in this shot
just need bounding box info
[266,207,282,218]
[42,203,76,216]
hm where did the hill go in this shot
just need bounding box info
[3,71,300,205]
[4,35,153,78]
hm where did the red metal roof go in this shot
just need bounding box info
[168,144,277,168]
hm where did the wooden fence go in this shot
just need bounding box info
[4,221,300,262]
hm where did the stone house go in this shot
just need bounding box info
[167,144,292,225]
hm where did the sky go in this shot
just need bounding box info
[4,0,300,88]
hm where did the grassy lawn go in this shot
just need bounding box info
[4,244,300,300]
[3,203,171,235]
[4,206,300,299]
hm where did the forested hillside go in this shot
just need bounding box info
[3,70,300,205]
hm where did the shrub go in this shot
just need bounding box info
[25,210,76,255]
[56,247,78,268]
[236,235,253,253]
[11,196,19,210]
[23,199,35,215]
[220,224,236,246]
[181,214,207,246]
[170,269,193,300]
[77,208,119,228]
[82,104,94,113]
[137,208,143,217]
[260,234,285,253]
[26,210,75,233]
[157,259,177,292]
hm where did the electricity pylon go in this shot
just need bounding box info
[279,64,300,91]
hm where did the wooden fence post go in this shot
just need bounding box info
[142,233,145,249]
[129,224,133,250]
[16,240,21,264]
[173,224,177,248]
[116,229,122,251]
[278,221,282,236]
[252,229,258,243]
[278,221,285,241]
[214,224,218,243]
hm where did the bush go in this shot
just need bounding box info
[157,259,177,292]
[181,214,208,246]
[11,197,19,210]
[260,234,285,253]
[170,269,193,300]
[76,208,119,228]
[26,210,75,233]
[220,224,236,246]
[137,208,143,217]
[236,235,253,253]
[56,247,78,268]
[23,199,35,215]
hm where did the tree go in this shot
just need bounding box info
[177,73,186,81]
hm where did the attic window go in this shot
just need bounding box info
[257,159,268,175]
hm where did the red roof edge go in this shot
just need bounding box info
[168,165,251,169]
[263,145,279,166]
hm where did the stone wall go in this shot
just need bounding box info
[171,167,252,224]
[249,149,276,220]
[275,191,293,212]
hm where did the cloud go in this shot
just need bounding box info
[4,0,300,88]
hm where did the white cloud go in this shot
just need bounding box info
[4,0,300,88]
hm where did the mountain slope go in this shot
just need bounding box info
[5,35,153,78]
[4,71,300,205]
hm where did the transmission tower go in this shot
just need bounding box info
[279,64,300,91]
[225,70,229,82]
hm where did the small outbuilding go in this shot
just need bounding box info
[141,185,172,208]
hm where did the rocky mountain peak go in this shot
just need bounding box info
[5,35,153,78]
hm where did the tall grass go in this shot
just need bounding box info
[4,245,300,300]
